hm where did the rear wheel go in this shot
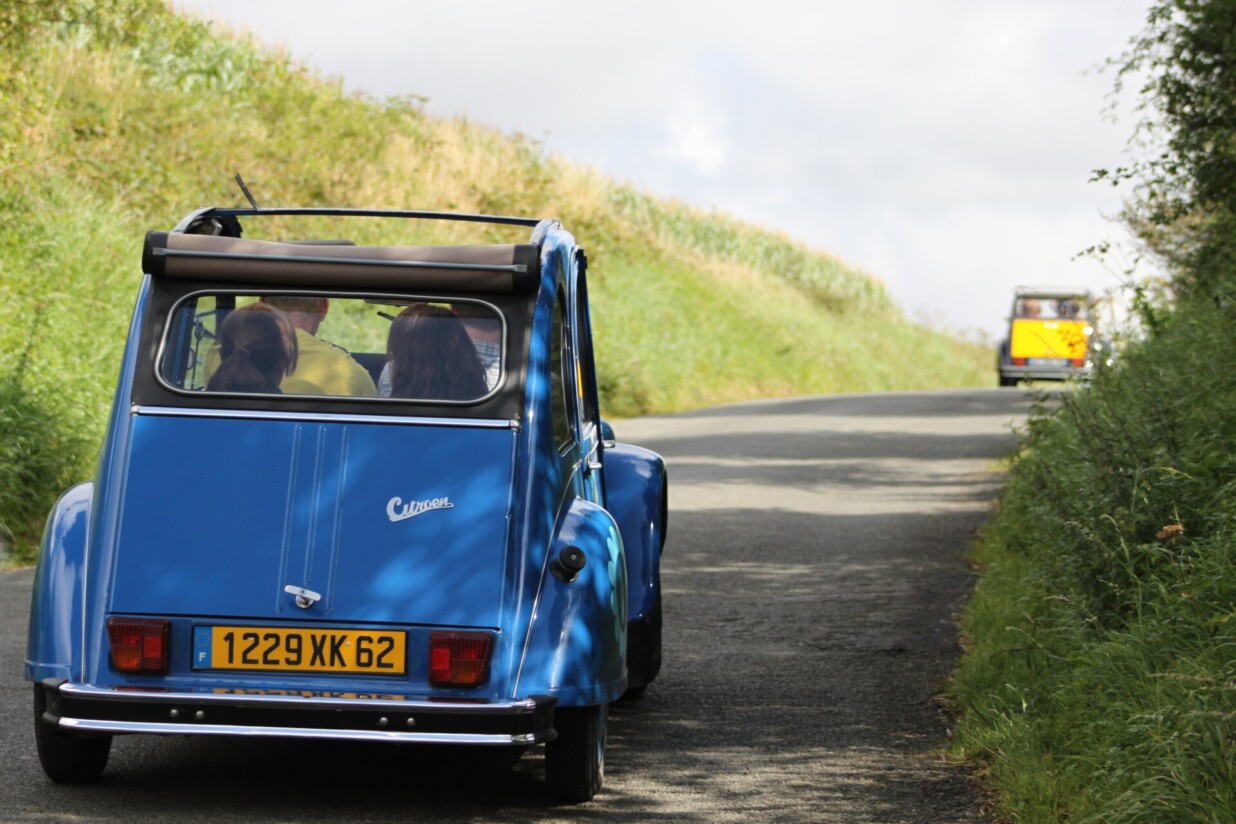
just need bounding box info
[545,704,607,803]
[33,686,111,783]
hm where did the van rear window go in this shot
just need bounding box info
[159,294,502,403]
[1013,297,1089,321]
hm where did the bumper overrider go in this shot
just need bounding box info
[39,679,556,746]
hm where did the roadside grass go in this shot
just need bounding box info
[0,1,990,566]
[0,182,135,563]
[590,251,991,416]
[948,289,1236,821]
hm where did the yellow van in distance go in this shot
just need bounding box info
[998,287,1094,386]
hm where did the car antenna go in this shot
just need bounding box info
[234,172,261,210]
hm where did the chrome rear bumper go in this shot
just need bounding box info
[1000,365,1090,382]
[40,680,556,746]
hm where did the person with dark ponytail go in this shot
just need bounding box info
[385,303,487,401]
[206,303,298,394]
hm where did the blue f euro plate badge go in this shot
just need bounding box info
[193,626,213,670]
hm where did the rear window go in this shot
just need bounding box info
[159,293,503,403]
[1014,297,1089,321]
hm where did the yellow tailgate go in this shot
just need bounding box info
[1010,319,1089,360]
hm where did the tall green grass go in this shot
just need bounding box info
[0,183,134,558]
[948,287,1236,821]
[0,0,990,565]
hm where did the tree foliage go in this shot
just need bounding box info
[1107,0,1236,297]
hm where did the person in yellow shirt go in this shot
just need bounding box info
[259,296,377,397]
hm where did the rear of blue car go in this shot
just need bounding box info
[26,209,666,802]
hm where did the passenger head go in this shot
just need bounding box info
[451,301,502,342]
[261,295,329,334]
[386,304,487,401]
[207,303,298,394]
[1020,299,1042,318]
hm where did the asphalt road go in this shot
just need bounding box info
[1,388,1035,822]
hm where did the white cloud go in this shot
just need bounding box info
[657,102,729,176]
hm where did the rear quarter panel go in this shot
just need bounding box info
[26,483,94,682]
[514,498,627,706]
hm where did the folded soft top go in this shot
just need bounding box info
[142,231,540,293]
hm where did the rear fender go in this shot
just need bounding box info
[26,482,93,683]
[515,498,627,706]
[603,443,667,622]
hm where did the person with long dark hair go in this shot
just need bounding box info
[207,303,298,394]
[385,304,487,401]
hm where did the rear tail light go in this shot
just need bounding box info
[1012,357,1027,366]
[1071,358,1085,367]
[107,618,169,674]
[428,631,492,687]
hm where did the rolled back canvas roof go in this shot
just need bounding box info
[143,231,539,293]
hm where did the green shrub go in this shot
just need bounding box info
[0,178,136,565]
[0,374,93,560]
[950,270,1236,820]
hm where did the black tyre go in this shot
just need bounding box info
[997,340,1016,387]
[622,589,662,700]
[545,704,607,803]
[621,683,648,701]
[34,685,111,783]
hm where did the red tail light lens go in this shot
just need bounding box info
[1012,357,1027,366]
[107,618,169,674]
[428,631,492,687]
[1071,358,1085,367]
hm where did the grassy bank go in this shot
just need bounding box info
[948,296,1236,820]
[0,1,989,564]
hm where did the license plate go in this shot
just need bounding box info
[192,626,407,675]
[1028,358,1067,367]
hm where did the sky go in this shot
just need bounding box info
[174,0,1156,339]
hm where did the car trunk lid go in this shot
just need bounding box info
[108,412,515,629]
[1010,318,1090,361]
